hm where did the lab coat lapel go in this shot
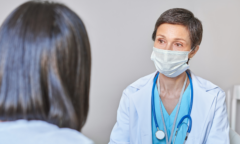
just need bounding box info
[130,72,156,144]
[130,71,218,144]
[186,73,217,143]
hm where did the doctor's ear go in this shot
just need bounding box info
[189,45,199,59]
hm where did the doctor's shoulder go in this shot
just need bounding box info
[122,72,156,97]
[122,71,226,99]
[193,73,225,97]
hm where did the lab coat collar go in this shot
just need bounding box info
[130,70,218,144]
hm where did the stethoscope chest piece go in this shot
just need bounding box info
[155,130,165,140]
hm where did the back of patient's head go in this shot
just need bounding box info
[0,1,91,131]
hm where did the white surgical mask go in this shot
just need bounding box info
[151,47,192,78]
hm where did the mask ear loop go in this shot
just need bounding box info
[187,47,194,64]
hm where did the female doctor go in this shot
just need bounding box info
[109,8,229,144]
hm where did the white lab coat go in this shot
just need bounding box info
[109,71,229,144]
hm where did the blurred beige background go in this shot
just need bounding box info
[0,0,240,144]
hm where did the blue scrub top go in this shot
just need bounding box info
[152,83,191,144]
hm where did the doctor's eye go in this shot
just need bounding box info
[158,39,165,44]
[175,43,183,47]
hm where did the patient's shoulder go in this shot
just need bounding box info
[0,120,94,144]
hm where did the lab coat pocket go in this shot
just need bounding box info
[185,132,200,144]
[185,136,200,144]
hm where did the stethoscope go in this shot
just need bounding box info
[151,71,193,144]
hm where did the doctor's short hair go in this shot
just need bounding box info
[0,1,91,131]
[152,8,203,50]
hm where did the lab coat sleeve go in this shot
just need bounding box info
[109,88,134,144]
[206,90,230,144]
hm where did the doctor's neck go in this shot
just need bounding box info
[159,72,188,92]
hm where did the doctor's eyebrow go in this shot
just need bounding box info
[174,38,187,42]
[156,35,188,43]
[156,34,166,38]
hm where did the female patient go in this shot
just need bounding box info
[0,1,92,144]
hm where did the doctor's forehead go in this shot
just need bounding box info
[156,23,191,43]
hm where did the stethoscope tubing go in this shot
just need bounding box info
[152,71,193,139]
[152,72,160,129]
[179,71,193,133]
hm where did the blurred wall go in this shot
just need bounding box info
[0,0,240,144]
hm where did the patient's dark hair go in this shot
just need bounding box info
[152,8,203,49]
[0,1,91,131]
